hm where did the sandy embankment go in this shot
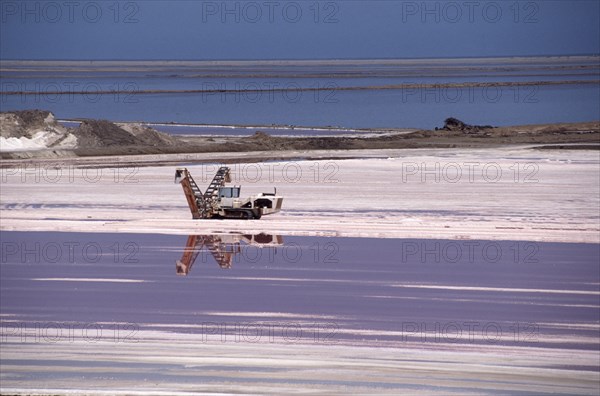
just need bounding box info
[1,147,598,243]
[2,110,599,160]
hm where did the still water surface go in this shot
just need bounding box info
[1,231,597,348]
[2,59,598,129]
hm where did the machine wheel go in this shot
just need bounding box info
[223,209,260,219]
[231,209,253,220]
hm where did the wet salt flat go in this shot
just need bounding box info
[1,231,598,346]
[1,231,599,394]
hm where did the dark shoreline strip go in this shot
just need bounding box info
[2,80,599,95]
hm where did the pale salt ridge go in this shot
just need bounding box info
[0,130,78,151]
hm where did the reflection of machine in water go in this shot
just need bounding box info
[176,234,283,275]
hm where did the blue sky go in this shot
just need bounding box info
[1,0,599,60]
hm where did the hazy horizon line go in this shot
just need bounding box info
[1,54,599,63]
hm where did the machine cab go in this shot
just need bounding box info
[218,186,241,207]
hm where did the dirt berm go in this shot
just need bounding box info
[2,110,598,159]
[1,110,182,159]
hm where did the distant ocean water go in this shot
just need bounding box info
[1,57,598,131]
